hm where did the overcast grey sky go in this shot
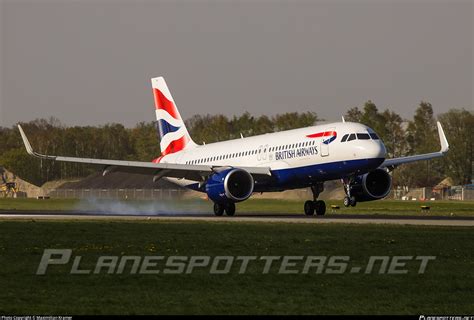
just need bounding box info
[0,0,472,127]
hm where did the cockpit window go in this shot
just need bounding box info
[347,134,356,141]
[357,133,370,140]
[369,133,379,140]
[341,134,349,142]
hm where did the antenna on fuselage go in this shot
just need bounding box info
[341,116,346,123]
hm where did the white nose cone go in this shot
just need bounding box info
[372,141,387,159]
[354,140,386,160]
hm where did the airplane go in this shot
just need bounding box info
[18,76,450,216]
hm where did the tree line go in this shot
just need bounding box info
[0,104,472,187]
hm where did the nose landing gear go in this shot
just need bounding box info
[304,183,326,216]
[342,177,357,207]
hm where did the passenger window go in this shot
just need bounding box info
[369,133,380,140]
[348,134,356,141]
[341,134,349,142]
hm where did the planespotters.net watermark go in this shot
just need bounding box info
[36,249,436,275]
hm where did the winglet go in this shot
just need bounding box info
[437,121,449,153]
[18,125,35,156]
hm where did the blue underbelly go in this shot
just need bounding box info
[185,157,385,193]
[255,157,385,191]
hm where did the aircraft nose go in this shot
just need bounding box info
[358,141,386,169]
[371,141,387,159]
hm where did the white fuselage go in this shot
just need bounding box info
[160,121,386,191]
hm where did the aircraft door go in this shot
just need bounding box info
[257,144,269,162]
[320,127,335,157]
[262,144,269,161]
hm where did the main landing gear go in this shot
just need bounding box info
[213,202,236,216]
[342,177,357,207]
[304,183,326,216]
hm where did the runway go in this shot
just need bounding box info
[1,210,474,226]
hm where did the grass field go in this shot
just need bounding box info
[0,197,473,216]
[0,220,473,314]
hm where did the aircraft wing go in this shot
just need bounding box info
[18,125,271,182]
[380,121,449,169]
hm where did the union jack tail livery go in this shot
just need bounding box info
[152,77,196,157]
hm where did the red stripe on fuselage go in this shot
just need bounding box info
[306,131,337,138]
[153,88,180,120]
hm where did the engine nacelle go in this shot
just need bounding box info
[351,168,392,202]
[205,168,254,204]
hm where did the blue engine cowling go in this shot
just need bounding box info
[351,168,392,202]
[205,168,254,204]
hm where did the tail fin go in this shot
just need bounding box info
[151,77,197,157]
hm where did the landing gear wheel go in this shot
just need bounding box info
[225,203,236,216]
[350,196,357,207]
[304,200,315,216]
[214,203,224,216]
[315,200,326,216]
[343,196,351,207]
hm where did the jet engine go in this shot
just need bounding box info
[351,168,392,202]
[205,168,254,204]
